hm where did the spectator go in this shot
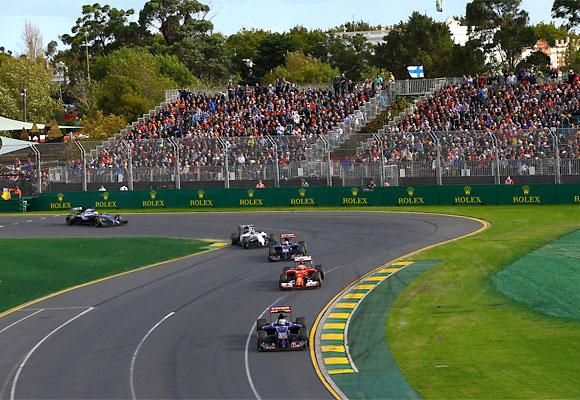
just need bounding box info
[120,185,129,191]
[504,176,514,185]
[301,178,309,188]
[256,180,265,188]
[99,185,107,191]
[366,179,376,191]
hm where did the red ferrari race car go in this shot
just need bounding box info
[278,256,325,290]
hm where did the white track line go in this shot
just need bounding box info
[0,226,3,228]
[25,220,32,223]
[130,312,174,400]
[0,310,43,335]
[10,307,94,400]
[20,307,91,311]
[244,295,287,400]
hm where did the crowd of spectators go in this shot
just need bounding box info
[87,79,376,173]
[357,70,579,167]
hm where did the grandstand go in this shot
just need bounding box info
[1,73,578,195]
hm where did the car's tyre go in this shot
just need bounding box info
[257,330,267,350]
[65,216,73,225]
[279,273,288,290]
[298,241,307,255]
[312,271,322,287]
[295,317,307,329]
[315,264,325,280]
[256,318,268,331]
[231,234,239,245]
[95,217,103,227]
[242,237,248,249]
[298,326,309,343]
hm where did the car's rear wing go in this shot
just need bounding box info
[280,233,296,240]
[270,306,292,314]
[294,256,311,262]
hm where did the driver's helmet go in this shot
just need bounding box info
[283,239,290,245]
[277,314,288,325]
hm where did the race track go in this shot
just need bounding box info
[0,211,482,399]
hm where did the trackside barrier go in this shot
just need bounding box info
[23,184,580,212]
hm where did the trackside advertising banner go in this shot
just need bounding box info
[27,184,580,212]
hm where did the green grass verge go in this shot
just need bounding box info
[493,230,580,321]
[0,237,209,313]
[387,205,580,399]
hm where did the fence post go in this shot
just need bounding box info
[374,133,385,187]
[550,128,560,184]
[74,141,87,192]
[30,144,42,194]
[219,138,230,189]
[429,132,443,186]
[122,140,134,191]
[320,135,332,187]
[169,138,181,189]
[267,136,280,188]
[491,133,501,185]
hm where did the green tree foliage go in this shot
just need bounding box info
[226,29,269,83]
[264,51,338,84]
[253,33,298,79]
[174,33,231,84]
[154,54,197,87]
[324,34,373,81]
[80,110,127,141]
[92,48,177,121]
[330,20,379,33]
[517,51,552,73]
[465,0,536,70]
[0,54,61,122]
[61,3,139,56]
[139,0,212,46]
[534,22,569,46]
[552,0,580,32]
[374,12,462,79]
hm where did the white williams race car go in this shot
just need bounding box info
[230,225,272,249]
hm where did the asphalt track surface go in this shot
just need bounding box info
[0,212,482,399]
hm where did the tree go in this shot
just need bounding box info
[226,29,269,83]
[0,55,61,122]
[80,110,127,141]
[21,21,44,63]
[253,33,297,79]
[93,48,177,121]
[61,3,138,56]
[552,0,579,32]
[139,0,212,46]
[534,22,569,46]
[330,20,378,33]
[155,54,198,87]
[173,33,231,84]
[373,12,456,79]
[465,0,536,70]
[264,51,339,84]
[324,34,374,81]
[516,51,551,73]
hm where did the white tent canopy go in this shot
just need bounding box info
[0,116,78,132]
[0,116,46,131]
[0,136,35,156]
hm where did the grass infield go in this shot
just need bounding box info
[387,205,580,399]
[0,237,209,313]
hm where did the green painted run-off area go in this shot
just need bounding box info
[332,261,439,399]
[493,229,580,321]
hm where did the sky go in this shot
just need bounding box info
[0,0,559,54]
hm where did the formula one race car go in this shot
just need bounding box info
[65,207,128,227]
[267,233,307,262]
[278,256,325,290]
[256,306,308,351]
[230,224,272,248]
